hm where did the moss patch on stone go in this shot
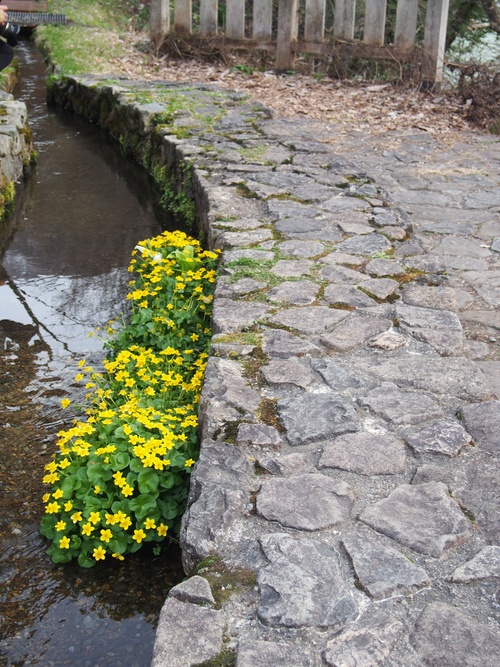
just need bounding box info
[194,556,257,609]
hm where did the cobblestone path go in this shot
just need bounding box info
[52,76,500,667]
[153,109,500,666]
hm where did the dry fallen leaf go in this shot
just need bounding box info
[91,31,475,147]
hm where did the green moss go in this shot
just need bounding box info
[257,397,283,432]
[236,182,259,199]
[193,650,236,667]
[226,258,279,286]
[238,144,269,163]
[222,421,241,443]
[213,332,261,346]
[193,557,257,609]
[150,162,197,230]
[0,178,15,220]
[265,192,312,204]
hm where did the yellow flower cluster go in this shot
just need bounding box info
[40,230,218,567]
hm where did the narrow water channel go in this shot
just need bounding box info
[0,42,183,666]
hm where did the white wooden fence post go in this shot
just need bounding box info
[174,0,192,34]
[276,0,299,70]
[363,0,387,46]
[333,0,356,40]
[253,0,272,39]
[226,0,246,39]
[395,0,419,48]
[150,0,170,47]
[423,0,450,88]
[200,0,218,36]
[305,0,325,43]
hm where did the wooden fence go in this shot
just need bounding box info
[150,0,450,87]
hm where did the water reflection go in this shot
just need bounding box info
[0,42,183,666]
[1,528,181,667]
[1,56,163,354]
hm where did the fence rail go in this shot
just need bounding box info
[150,0,450,87]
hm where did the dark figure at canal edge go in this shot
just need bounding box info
[0,4,16,72]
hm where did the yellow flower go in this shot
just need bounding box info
[59,459,71,470]
[43,472,59,484]
[59,536,71,549]
[75,373,84,382]
[61,398,71,409]
[119,516,132,530]
[132,529,146,544]
[64,501,73,512]
[52,489,64,499]
[82,523,94,536]
[100,529,113,543]
[78,359,86,368]
[121,484,133,497]
[94,486,101,494]
[144,518,156,530]
[46,502,60,514]
[184,459,196,467]
[71,511,82,523]
[93,546,106,561]
[157,523,168,537]
[45,461,58,472]
[112,470,125,487]
[55,521,66,531]
[112,552,125,561]
[105,513,118,525]
[89,511,101,525]
[42,493,50,503]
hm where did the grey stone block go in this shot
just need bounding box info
[359,384,443,427]
[320,314,392,352]
[449,546,500,582]
[360,482,472,558]
[262,328,322,358]
[404,419,472,457]
[278,393,359,446]
[396,303,465,356]
[256,473,354,530]
[461,400,500,454]
[151,597,224,667]
[168,575,215,606]
[270,306,350,334]
[319,431,407,475]
[410,602,500,666]
[343,529,430,599]
[257,533,358,629]
[236,640,319,667]
[323,610,405,667]
[261,358,318,389]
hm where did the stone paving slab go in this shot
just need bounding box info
[162,89,500,665]
[47,75,500,666]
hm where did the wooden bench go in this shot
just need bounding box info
[4,2,49,11]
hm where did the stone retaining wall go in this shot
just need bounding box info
[47,75,500,667]
[0,89,32,220]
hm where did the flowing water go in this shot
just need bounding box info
[0,42,184,667]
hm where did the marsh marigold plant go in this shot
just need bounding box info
[40,231,219,567]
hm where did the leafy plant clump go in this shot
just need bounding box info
[40,230,219,567]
